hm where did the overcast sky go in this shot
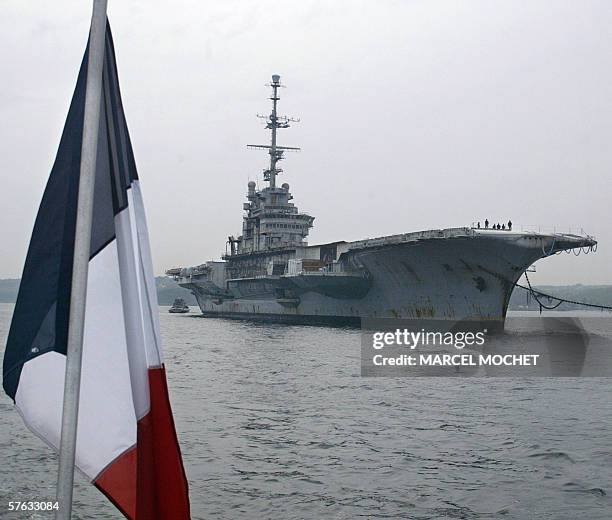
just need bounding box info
[1,0,611,284]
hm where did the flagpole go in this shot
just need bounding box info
[56,1,108,519]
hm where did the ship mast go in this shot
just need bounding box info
[248,74,300,188]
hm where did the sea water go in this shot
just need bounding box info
[1,303,611,519]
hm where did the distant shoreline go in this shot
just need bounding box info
[0,276,197,306]
[1,277,611,311]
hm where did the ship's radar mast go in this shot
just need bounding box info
[247,75,300,188]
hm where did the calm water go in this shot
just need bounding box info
[1,302,611,519]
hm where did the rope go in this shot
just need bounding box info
[542,237,556,257]
[514,271,612,311]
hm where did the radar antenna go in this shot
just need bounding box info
[247,75,300,188]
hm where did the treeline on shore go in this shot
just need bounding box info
[0,277,610,311]
[0,277,197,306]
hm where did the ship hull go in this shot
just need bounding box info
[184,230,587,329]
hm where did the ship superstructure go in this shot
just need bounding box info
[232,74,313,257]
[167,75,597,327]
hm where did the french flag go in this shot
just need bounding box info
[2,21,191,520]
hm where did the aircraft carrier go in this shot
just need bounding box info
[167,75,597,327]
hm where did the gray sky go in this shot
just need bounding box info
[1,0,611,284]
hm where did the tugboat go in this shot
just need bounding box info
[166,75,597,328]
[168,298,190,314]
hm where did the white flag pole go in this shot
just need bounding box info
[56,1,108,518]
